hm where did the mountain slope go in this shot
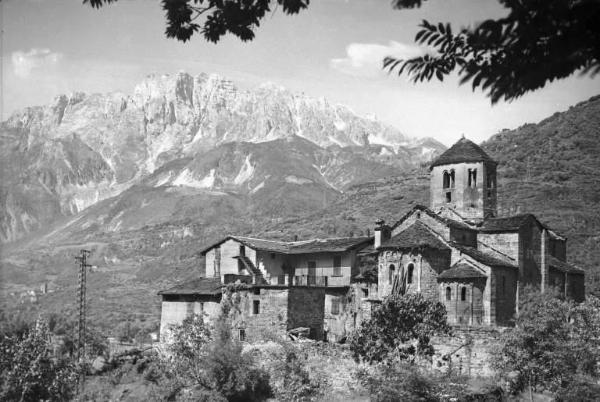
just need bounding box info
[0,72,445,243]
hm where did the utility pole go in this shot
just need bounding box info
[75,249,92,392]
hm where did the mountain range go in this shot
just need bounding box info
[1,72,598,335]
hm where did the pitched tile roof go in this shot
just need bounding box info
[438,263,487,279]
[479,214,566,239]
[380,221,449,251]
[479,214,535,232]
[451,243,517,269]
[158,277,222,296]
[390,204,476,232]
[548,256,585,275]
[200,235,372,255]
[430,137,496,169]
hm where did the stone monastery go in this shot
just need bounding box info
[159,136,585,343]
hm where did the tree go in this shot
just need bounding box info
[0,318,78,402]
[349,293,451,363]
[85,0,600,104]
[493,289,600,398]
[165,313,272,401]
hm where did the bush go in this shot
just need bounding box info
[165,314,273,401]
[359,362,437,402]
[0,319,78,401]
[349,293,451,363]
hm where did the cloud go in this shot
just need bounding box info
[330,41,426,77]
[12,48,63,78]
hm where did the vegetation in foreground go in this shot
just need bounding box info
[2,290,600,401]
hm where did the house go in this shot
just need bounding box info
[159,236,374,343]
[375,136,585,326]
[158,136,585,343]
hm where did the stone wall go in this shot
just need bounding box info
[478,232,519,261]
[159,295,221,343]
[229,288,290,342]
[431,326,508,378]
[377,249,450,300]
[288,287,325,340]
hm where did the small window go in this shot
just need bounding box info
[239,245,245,256]
[445,192,452,203]
[253,300,260,315]
[238,329,246,342]
[443,171,450,189]
[407,263,414,284]
[331,299,340,315]
[446,287,452,301]
[389,264,395,283]
[461,287,467,301]
[450,170,455,188]
[186,302,195,318]
[362,288,369,297]
[416,212,421,219]
[333,256,342,276]
[253,288,260,295]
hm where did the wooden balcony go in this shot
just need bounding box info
[293,275,328,287]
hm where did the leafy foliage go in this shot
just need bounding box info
[85,0,600,102]
[0,318,79,402]
[349,293,451,363]
[385,0,600,103]
[85,0,309,43]
[493,289,600,396]
[165,313,272,401]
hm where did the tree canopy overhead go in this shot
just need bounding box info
[85,0,600,104]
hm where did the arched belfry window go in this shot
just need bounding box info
[461,287,467,301]
[468,168,477,188]
[450,170,455,188]
[407,263,414,284]
[389,264,395,283]
[445,286,452,301]
[443,171,450,189]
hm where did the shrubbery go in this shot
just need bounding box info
[493,289,600,399]
[349,293,451,363]
[0,319,79,401]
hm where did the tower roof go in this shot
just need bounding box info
[430,136,496,169]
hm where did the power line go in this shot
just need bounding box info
[74,249,92,393]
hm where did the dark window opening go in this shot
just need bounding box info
[461,287,467,301]
[253,288,260,295]
[416,212,421,219]
[238,329,246,342]
[487,190,492,198]
[239,245,245,257]
[470,203,476,208]
[407,263,414,284]
[333,256,342,276]
[362,288,369,297]
[450,170,455,188]
[468,168,477,188]
[389,264,395,283]
[487,174,495,188]
[446,286,452,301]
[308,261,316,277]
[253,300,260,315]
[331,299,340,315]
[443,171,450,189]
[445,192,452,203]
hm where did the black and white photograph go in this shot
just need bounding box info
[1,0,599,400]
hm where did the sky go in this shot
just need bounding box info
[1,0,599,146]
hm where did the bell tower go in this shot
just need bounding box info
[429,136,497,222]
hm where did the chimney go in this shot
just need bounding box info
[374,219,391,249]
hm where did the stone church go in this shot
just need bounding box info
[375,136,585,326]
[158,136,585,343]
